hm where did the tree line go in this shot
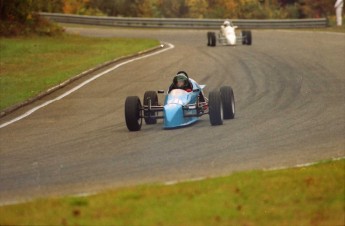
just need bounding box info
[0,0,336,36]
[1,0,335,21]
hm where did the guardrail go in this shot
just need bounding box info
[39,12,328,29]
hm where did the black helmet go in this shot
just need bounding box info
[174,73,188,89]
[176,71,188,78]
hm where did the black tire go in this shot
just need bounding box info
[125,96,142,131]
[246,30,252,45]
[208,89,222,125]
[207,32,212,46]
[241,31,247,45]
[242,30,252,45]
[210,32,216,47]
[220,86,235,119]
[143,91,158,125]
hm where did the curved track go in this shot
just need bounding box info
[0,28,344,204]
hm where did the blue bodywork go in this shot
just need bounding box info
[163,79,204,129]
[125,79,235,131]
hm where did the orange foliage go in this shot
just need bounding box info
[63,0,89,14]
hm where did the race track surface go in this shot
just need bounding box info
[0,27,344,204]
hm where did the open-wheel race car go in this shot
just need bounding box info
[207,30,252,47]
[207,21,252,47]
[124,79,235,131]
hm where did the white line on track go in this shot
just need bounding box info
[0,43,175,129]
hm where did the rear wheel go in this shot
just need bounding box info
[210,32,216,47]
[242,30,252,45]
[143,91,158,124]
[207,32,212,46]
[246,30,252,45]
[241,31,246,45]
[208,89,222,125]
[220,86,235,119]
[125,96,142,131]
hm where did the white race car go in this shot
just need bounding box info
[207,21,252,47]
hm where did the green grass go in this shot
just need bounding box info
[0,159,343,226]
[0,34,159,111]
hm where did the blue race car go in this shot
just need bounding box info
[124,79,235,131]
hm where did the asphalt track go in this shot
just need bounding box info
[0,27,344,204]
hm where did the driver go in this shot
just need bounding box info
[220,20,237,45]
[168,71,206,102]
[168,71,193,93]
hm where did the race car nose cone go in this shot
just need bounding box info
[163,104,184,128]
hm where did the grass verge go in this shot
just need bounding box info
[0,159,343,226]
[0,34,159,111]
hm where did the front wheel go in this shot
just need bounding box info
[208,89,222,126]
[125,96,142,131]
[207,32,217,47]
[220,86,235,119]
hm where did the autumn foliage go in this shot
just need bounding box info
[0,0,64,36]
[0,0,337,36]
[54,0,335,19]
